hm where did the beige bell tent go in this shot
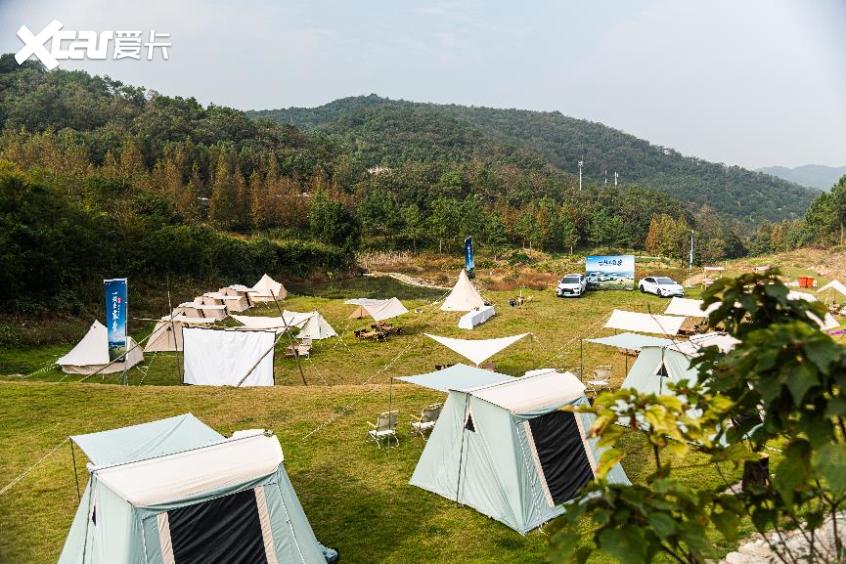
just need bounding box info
[441,270,485,312]
[249,274,288,302]
[175,302,228,320]
[219,285,254,307]
[57,320,144,375]
[232,311,337,340]
[144,316,216,353]
[345,298,409,321]
[200,292,250,312]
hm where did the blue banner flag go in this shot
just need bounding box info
[104,278,128,360]
[464,236,475,277]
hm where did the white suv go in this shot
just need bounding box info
[557,274,588,298]
[639,276,684,297]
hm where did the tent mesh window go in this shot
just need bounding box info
[167,489,268,564]
[528,411,594,505]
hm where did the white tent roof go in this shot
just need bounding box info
[296,312,337,340]
[250,273,287,299]
[605,309,686,336]
[469,369,585,413]
[788,290,817,302]
[345,297,409,321]
[788,291,840,331]
[818,280,846,299]
[232,311,336,338]
[180,301,227,310]
[664,297,719,319]
[669,332,740,356]
[441,270,485,312]
[57,320,110,367]
[426,333,529,366]
[94,432,283,506]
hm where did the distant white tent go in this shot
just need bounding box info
[605,309,686,336]
[788,290,840,331]
[818,280,846,299]
[250,273,288,302]
[175,302,228,320]
[345,297,409,321]
[200,292,251,312]
[441,270,485,312]
[232,311,337,340]
[144,316,215,353]
[426,333,529,366]
[57,320,144,375]
[183,328,275,386]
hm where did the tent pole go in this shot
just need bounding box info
[455,394,470,505]
[270,289,307,386]
[579,338,584,382]
[70,440,80,501]
[388,377,393,414]
[166,277,182,384]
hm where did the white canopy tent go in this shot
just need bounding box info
[441,270,486,312]
[605,309,686,336]
[183,327,275,386]
[788,290,840,331]
[144,316,215,353]
[345,297,409,321]
[818,280,846,300]
[664,297,720,319]
[57,320,144,375]
[249,273,288,302]
[232,311,337,340]
[426,332,529,366]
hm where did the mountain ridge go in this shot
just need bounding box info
[757,164,846,191]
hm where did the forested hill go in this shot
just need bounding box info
[249,95,820,222]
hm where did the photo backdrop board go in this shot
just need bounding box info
[585,255,635,290]
[183,328,275,386]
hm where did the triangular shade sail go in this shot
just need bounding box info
[345,297,409,321]
[441,270,485,311]
[426,333,529,366]
[605,309,686,336]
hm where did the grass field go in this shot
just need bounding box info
[0,255,843,563]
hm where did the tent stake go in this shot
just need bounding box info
[70,440,80,501]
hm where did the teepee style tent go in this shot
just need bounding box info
[144,316,215,353]
[441,270,486,312]
[605,309,686,336]
[232,311,337,340]
[410,370,629,534]
[59,415,335,564]
[345,298,409,321]
[426,333,529,366]
[57,320,144,375]
[249,273,288,303]
[296,312,337,340]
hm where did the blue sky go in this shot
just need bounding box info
[1,0,844,169]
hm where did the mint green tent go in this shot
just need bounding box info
[619,346,698,395]
[409,369,629,534]
[59,414,335,564]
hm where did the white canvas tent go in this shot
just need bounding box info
[183,327,275,386]
[200,292,251,312]
[249,273,288,302]
[441,270,486,312]
[59,415,334,564]
[57,320,144,375]
[409,370,629,534]
[345,297,409,321]
[175,302,228,320]
[788,290,840,331]
[144,316,215,353]
[665,297,720,319]
[219,284,255,306]
[232,311,337,340]
[426,333,529,366]
[605,309,686,336]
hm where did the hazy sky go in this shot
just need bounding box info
[1,0,844,169]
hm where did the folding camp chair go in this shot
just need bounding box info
[410,403,442,439]
[587,365,612,395]
[367,410,399,448]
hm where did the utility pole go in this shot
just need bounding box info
[689,231,695,270]
[578,160,583,191]
[614,171,619,186]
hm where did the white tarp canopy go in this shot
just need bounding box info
[664,297,720,319]
[145,316,215,353]
[426,332,529,366]
[249,273,288,302]
[232,311,337,339]
[818,280,846,299]
[605,309,686,336]
[669,332,740,355]
[788,291,840,331]
[441,270,486,312]
[57,320,144,375]
[183,328,275,386]
[345,297,409,321]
